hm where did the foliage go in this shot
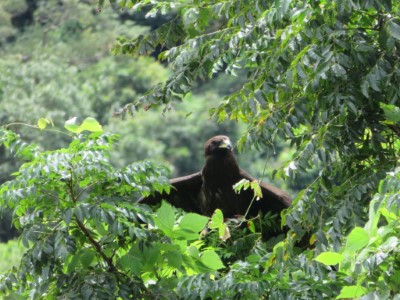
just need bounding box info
[3,124,398,299]
[0,125,228,299]
[0,0,244,180]
[0,0,28,43]
[104,0,400,247]
[0,0,152,137]
[0,240,24,274]
[1,0,400,298]
[0,125,317,299]
[96,0,400,298]
[1,0,258,244]
[0,0,171,241]
[315,169,400,299]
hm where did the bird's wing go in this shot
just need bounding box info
[239,169,292,215]
[137,172,204,214]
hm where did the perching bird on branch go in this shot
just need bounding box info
[138,135,292,223]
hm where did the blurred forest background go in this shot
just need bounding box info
[0,0,303,253]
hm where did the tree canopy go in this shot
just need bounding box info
[106,0,400,239]
[1,0,400,299]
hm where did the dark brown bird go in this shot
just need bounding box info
[138,135,292,222]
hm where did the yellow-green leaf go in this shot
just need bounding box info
[78,117,103,133]
[64,117,103,134]
[200,250,224,270]
[336,285,367,299]
[250,180,263,200]
[179,213,209,233]
[37,118,52,130]
[314,252,343,266]
[345,227,369,253]
[155,201,175,235]
[209,209,224,229]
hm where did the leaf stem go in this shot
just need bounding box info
[4,122,72,137]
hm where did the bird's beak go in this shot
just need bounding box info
[219,138,233,151]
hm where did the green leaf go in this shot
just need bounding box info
[233,179,250,193]
[155,201,175,234]
[187,245,199,258]
[380,103,400,123]
[331,63,346,77]
[379,236,399,252]
[166,250,183,269]
[389,20,400,41]
[173,228,201,240]
[209,209,224,230]
[314,252,344,266]
[200,250,224,270]
[209,209,230,240]
[78,117,103,133]
[67,254,80,274]
[119,254,143,275]
[64,208,73,226]
[250,180,263,200]
[344,227,369,253]
[80,249,95,268]
[64,117,104,134]
[247,220,255,233]
[142,246,160,271]
[174,213,209,240]
[37,118,52,130]
[178,213,209,233]
[380,207,397,222]
[364,199,381,236]
[336,285,367,299]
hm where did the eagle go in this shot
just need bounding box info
[138,135,292,225]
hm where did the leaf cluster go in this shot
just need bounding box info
[105,0,400,253]
[94,1,400,298]
[315,169,400,299]
[0,124,237,299]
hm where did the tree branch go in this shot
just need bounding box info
[75,218,117,272]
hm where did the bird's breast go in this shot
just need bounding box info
[200,175,242,217]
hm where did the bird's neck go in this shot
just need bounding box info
[202,154,240,180]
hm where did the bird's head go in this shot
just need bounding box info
[204,135,233,157]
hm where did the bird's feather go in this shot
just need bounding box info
[138,135,292,220]
[139,172,204,214]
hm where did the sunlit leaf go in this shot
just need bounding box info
[345,227,369,253]
[37,118,52,130]
[250,180,263,200]
[380,103,400,123]
[64,117,103,134]
[209,209,224,230]
[78,117,103,133]
[314,252,344,266]
[155,201,175,233]
[200,250,224,270]
[336,285,367,299]
[179,213,209,233]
